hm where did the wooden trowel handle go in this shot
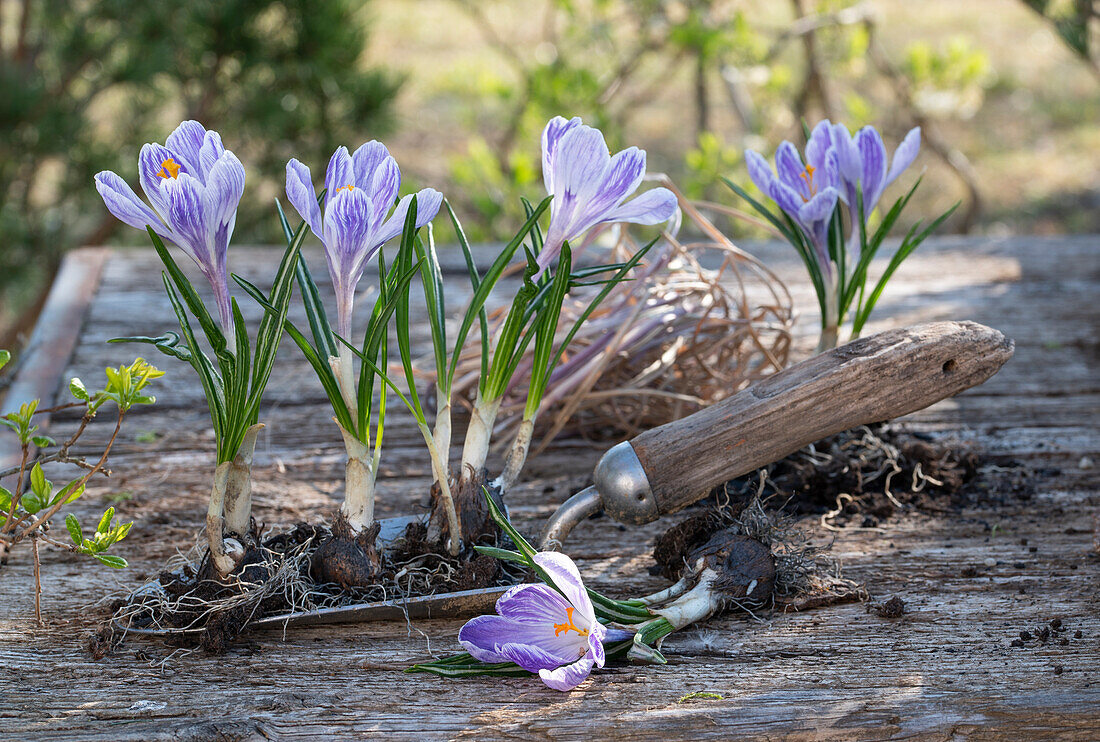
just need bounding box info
[628,321,1013,520]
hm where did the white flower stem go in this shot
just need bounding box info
[459,393,502,487]
[206,461,235,577]
[331,351,358,416]
[432,383,452,474]
[818,275,840,352]
[418,422,460,556]
[223,423,264,537]
[496,415,535,494]
[338,422,375,533]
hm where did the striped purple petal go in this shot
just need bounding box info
[458,614,582,667]
[376,188,443,246]
[798,186,839,224]
[324,146,355,208]
[164,120,207,177]
[541,116,582,195]
[138,142,184,218]
[804,119,835,171]
[775,141,807,197]
[205,151,245,234]
[532,551,595,626]
[285,158,322,239]
[855,126,888,210]
[198,130,227,183]
[601,187,677,226]
[744,149,776,195]
[885,126,921,187]
[538,656,595,691]
[94,171,171,239]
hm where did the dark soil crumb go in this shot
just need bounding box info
[1054,665,1064,675]
[960,566,979,578]
[1011,639,1024,648]
[1075,630,1083,639]
[875,596,906,618]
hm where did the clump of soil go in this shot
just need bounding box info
[97,475,520,655]
[713,424,1014,527]
[874,595,906,618]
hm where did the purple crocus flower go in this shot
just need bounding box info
[285,142,442,340]
[538,116,677,276]
[94,121,245,336]
[831,123,921,227]
[459,551,608,691]
[745,120,841,273]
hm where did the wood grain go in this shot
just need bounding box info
[632,321,1013,518]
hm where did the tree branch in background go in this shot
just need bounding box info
[790,0,837,122]
[865,21,984,232]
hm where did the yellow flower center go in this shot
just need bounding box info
[156,158,181,180]
[799,164,816,201]
[553,606,589,638]
[335,184,355,194]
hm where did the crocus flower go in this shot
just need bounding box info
[831,123,921,231]
[459,551,607,691]
[745,120,841,273]
[538,116,677,276]
[285,143,442,340]
[95,121,245,337]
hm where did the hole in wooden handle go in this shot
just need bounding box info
[942,359,958,373]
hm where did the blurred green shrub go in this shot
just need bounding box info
[0,0,399,318]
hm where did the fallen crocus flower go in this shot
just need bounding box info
[537,115,677,275]
[95,120,245,338]
[459,551,607,691]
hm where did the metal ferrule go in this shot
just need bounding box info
[539,441,657,550]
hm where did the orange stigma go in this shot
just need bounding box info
[335,184,355,194]
[799,164,817,201]
[156,158,181,180]
[553,606,589,638]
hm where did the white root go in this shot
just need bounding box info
[495,416,534,494]
[418,423,461,556]
[459,394,502,487]
[338,422,375,533]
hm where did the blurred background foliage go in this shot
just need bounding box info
[1,0,1098,343]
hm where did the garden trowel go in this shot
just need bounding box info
[251,320,1013,630]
